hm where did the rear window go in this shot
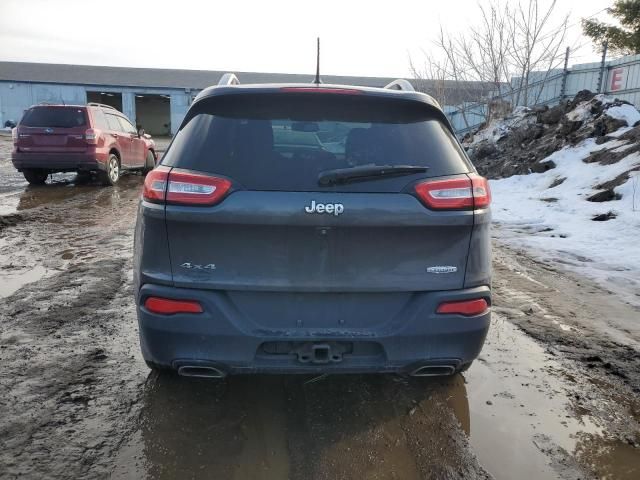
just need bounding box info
[21,107,87,128]
[162,93,472,192]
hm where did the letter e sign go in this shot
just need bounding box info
[610,68,625,91]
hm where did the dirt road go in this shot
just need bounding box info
[0,136,638,479]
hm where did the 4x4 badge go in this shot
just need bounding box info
[180,262,216,270]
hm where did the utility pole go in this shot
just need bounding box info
[596,41,608,93]
[559,46,570,100]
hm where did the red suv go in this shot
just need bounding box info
[11,103,157,185]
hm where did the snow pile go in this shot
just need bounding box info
[485,94,640,306]
[463,91,640,180]
[605,103,640,127]
[471,106,535,143]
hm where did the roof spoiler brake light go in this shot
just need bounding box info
[279,87,362,95]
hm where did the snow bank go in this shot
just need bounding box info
[491,136,640,307]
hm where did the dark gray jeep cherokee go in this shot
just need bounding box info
[133,76,491,378]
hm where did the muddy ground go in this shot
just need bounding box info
[0,135,638,479]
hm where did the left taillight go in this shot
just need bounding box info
[11,127,18,145]
[144,296,203,315]
[85,128,100,145]
[142,165,170,203]
[142,167,232,206]
[414,174,491,210]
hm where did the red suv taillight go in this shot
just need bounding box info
[142,167,232,206]
[11,127,18,146]
[85,128,100,145]
[414,175,491,210]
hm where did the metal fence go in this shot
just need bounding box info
[446,52,640,135]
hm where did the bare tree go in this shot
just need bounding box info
[508,0,569,106]
[411,0,569,115]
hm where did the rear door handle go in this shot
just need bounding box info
[113,133,119,138]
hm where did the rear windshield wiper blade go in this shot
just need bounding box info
[318,164,429,186]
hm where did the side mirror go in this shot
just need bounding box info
[138,128,145,137]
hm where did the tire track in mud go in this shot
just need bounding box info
[0,176,149,479]
[493,244,640,394]
[0,258,147,479]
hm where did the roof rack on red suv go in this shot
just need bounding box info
[86,102,117,110]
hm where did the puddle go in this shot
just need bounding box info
[15,181,91,211]
[0,265,48,298]
[465,317,639,480]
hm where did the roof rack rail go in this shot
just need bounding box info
[218,73,240,86]
[87,102,117,110]
[384,79,415,92]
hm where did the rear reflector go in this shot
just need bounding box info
[144,297,203,315]
[414,175,491,210]
[280,87,362,95]
[142,167,232,206]
[436,298,489,316]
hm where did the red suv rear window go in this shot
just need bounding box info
[20,107,87,128]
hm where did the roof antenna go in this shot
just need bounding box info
[314,37,321,85]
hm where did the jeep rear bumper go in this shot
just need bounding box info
[136,284,491,375]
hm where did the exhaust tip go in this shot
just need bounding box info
[177,365,227,379]
[410,365,456,377]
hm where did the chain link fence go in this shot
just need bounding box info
[446,52,640,136]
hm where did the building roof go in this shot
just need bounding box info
[0,61,396,90]
[0,61,495,104]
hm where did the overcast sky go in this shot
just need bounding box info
[0,0,613,78]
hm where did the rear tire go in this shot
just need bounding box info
[22,169,48,185]
[100,154,120,186]
[143,150,155,174]
[75,171,92,184]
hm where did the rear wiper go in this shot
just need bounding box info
[318,164,428,186]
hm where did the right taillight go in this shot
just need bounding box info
[414,175,491,210]
[142,167,232,206]
[469,174,491,208]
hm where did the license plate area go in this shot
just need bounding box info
[259,341,384,365]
